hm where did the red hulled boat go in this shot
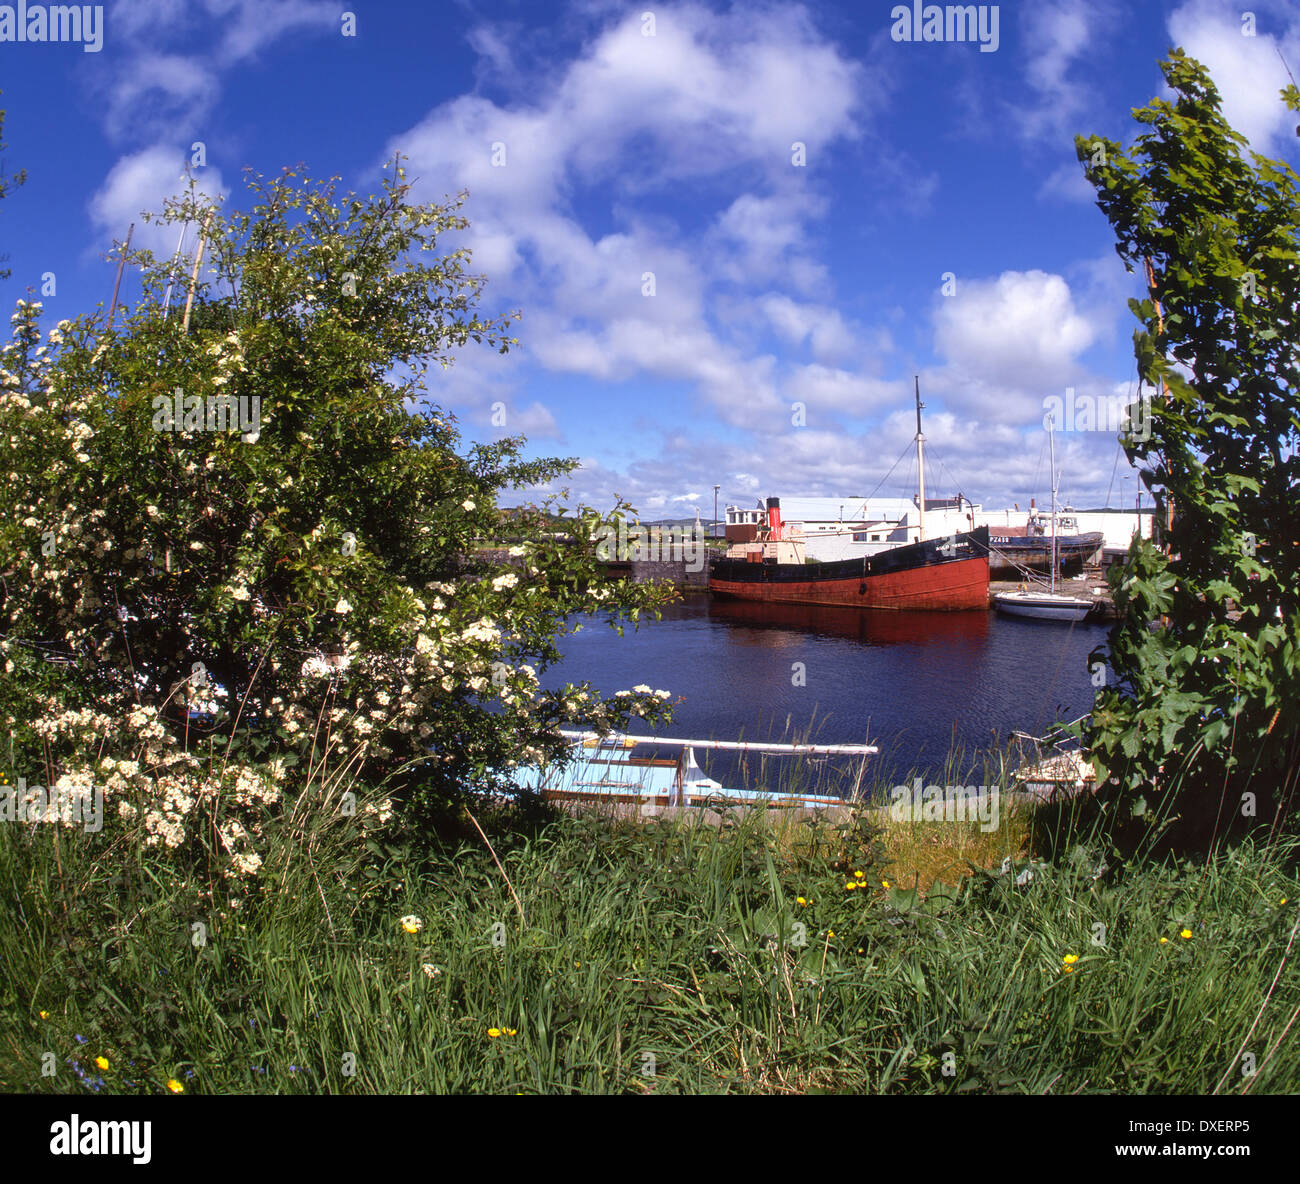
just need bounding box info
[709,497,990,611]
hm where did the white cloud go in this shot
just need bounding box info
[527,316,782,427]
[96,0,340,142]
[1167,0,1300,157]
[387,3,872,427]
[107,0,191,40]
[490,400,561,442]
[1014,0,1110,141]
[208,0,339,64]
[935,270,1096,381]
[711,192,829,290]
[758,294,871,363]
[554,4,869,187]
[784,365,907,416]
[465,22,520,83]
[101,54,221,143]
[88,146,228,259]
[1039,160,1096,203]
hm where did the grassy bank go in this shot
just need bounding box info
[3,787,1296,1094]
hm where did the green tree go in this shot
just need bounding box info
[1077,52,1299,839]
[0,161,674,876]
[0,93,26,280]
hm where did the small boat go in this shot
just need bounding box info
[1006,719,1097,803]
[1009,738,1097,802]
[994,416,1095,622]
[993,588,1096,622]
[513,730,875,809]
[987,512,1103,576]
[1012,750,1096,800]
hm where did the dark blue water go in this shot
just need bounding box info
[539,597,1111,794]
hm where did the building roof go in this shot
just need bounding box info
[728,496,915,522]
[727,494,981,522]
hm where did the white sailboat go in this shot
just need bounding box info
[994,416,1096,623]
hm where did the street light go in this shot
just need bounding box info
[713,484,720,541]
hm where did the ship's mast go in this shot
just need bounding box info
[1048,414,1058,595]
[914,375,926,543]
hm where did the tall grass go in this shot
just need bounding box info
[3,780,1296,1094]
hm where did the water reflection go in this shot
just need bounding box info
[707,598,992,649]
[545,597,1105,788]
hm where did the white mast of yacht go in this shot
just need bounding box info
[991,411,1093,621]
[915,375,926,543]
[1049,413,1058,594]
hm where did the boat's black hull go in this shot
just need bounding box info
[710,527,990,611]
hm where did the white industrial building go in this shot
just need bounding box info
[726,496,1151,563]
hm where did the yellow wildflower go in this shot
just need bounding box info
[166,1079,184,1093]
[1160,937,1168,944]
[881,880,890,889]
[488,1028,501,1038]
[854,870,864,879]
[400,914,423,934]
[796,896,807,907]
[38,1011,49,1020]
[1180,928,1193,939]
[95,1056,110,1070]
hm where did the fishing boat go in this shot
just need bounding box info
[987,510,1104,576]
[513,731,876,809]
[994,417,1096,622]
[709,381,990,611]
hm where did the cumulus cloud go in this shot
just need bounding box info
[386,3,871,428]
[1167,0,1300,158]
[931,269,1100,423]
[783,365,908,418]
[758,294,869,363]
[87,145,228,259]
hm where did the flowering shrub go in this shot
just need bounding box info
[0,163,675,878]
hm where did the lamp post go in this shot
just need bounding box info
[713,485,720,541]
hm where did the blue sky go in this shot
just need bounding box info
[2,0,1299,519]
